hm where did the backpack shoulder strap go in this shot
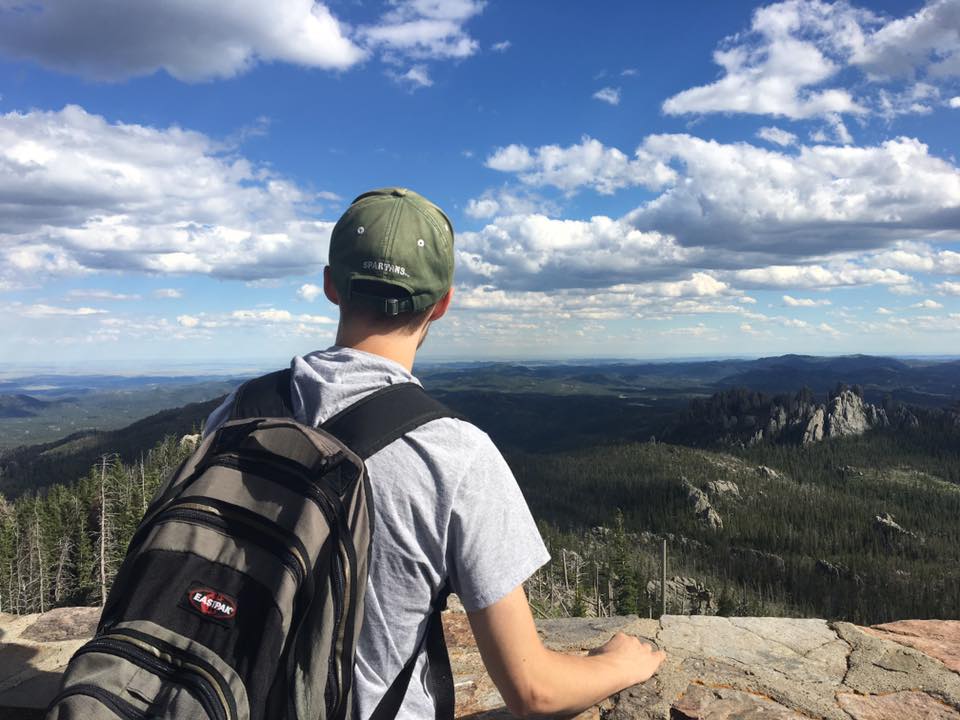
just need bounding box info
[323,383,459,720]
[320,382,461,460]
[229,368,294,420]
[368,586,453,720]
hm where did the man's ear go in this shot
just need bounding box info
[429,287,454,321]
[323,266,340,306]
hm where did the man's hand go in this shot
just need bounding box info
[468,586,667,718]
[587,632,665,687]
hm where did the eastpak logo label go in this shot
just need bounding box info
[179,583,238,625]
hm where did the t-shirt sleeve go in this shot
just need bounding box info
[446,434,551,612]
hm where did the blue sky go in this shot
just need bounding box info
[1,0,959,369]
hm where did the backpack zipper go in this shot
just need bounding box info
[212,451,342,521]
[73,634,232,720]
[48,683,148,720]
[155,499,308,587]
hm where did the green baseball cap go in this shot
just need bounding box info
[328,187,455,315]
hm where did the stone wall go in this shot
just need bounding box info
[2,606,958,719]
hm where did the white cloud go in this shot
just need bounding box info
[783,294,831,306]
[889,282,925,296]
[154,288,183,299]
[593,87,621,106]
[937,280,960,295]
[491,40,511,52]
[66,289,141,301]
[812,112,853,144]
[20,303,107,317]
[177,314,200,328]
[298,283,324,302]
[852,0,960,80]
[663,0,960,120]
[733,264,910,289]
[457,214,702,290]
[868,243,960,274]
[662,0,869,119]
[361,0,484,61]
[817,322,842,337]
[464,189,556,220]
[663,323,715,337]
[627,134,960,255]
[230,308,335,325]
[0,106,335,283]
[0,0,364,81]
[756,126,798,146]
[465,197,501,219]
[396,64,433,88]
[912,298,944,309]
[876,307,893,315]
[486,136,676,195]
[951,97,960,108]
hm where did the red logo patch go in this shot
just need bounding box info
[184,586,238,622]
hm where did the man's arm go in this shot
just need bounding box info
[467,584,665,719]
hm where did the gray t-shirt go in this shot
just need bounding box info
[205,346,550,719]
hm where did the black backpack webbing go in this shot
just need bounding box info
[232,370,457,720]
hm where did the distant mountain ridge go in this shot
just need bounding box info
[664,384,960,448]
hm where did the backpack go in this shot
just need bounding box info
[47,369,460,720]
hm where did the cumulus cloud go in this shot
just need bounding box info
[453,274,745,322]
[912,298,945,309]
[783,294,831,306]
[298,283,324,302]
[491,40,511,52]
[663,0,960,120]
[756,126,798,146]
[154,288,183,299]
[0,105,335,284]
[662,0,869,119]
[937,280,960,295]
[951,97,960,108]
[395,64,433,88]
[360,0,484,61]
[0,0,364,81]
[867,243,960,274]
[485,136,676,195]
[464,189,557,220]
[627,134,960,255]
[593,87,621,105]
[852,0,960,80]
[457,214,702,290]
[66,289,141,301]
[732,264,910,289]
[19,303,107,317]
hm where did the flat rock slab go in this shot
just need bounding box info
[0,608,100,712]
[3,607,960,719]
[862,620,960,674]
[672,683,809,719]
[658,615,847,685]
[838,691,960,720]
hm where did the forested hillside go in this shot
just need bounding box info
[0,437,192,613]
[2,420,958,625]
[517,429,960,624]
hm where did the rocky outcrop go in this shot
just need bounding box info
[674,385,926,447]
[645,576,713,614]
[681,478,722,531]
[704,480,740,499]
[3,607,959,719]
[874,512,922,548]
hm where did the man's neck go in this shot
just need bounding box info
[335,329,417,372]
